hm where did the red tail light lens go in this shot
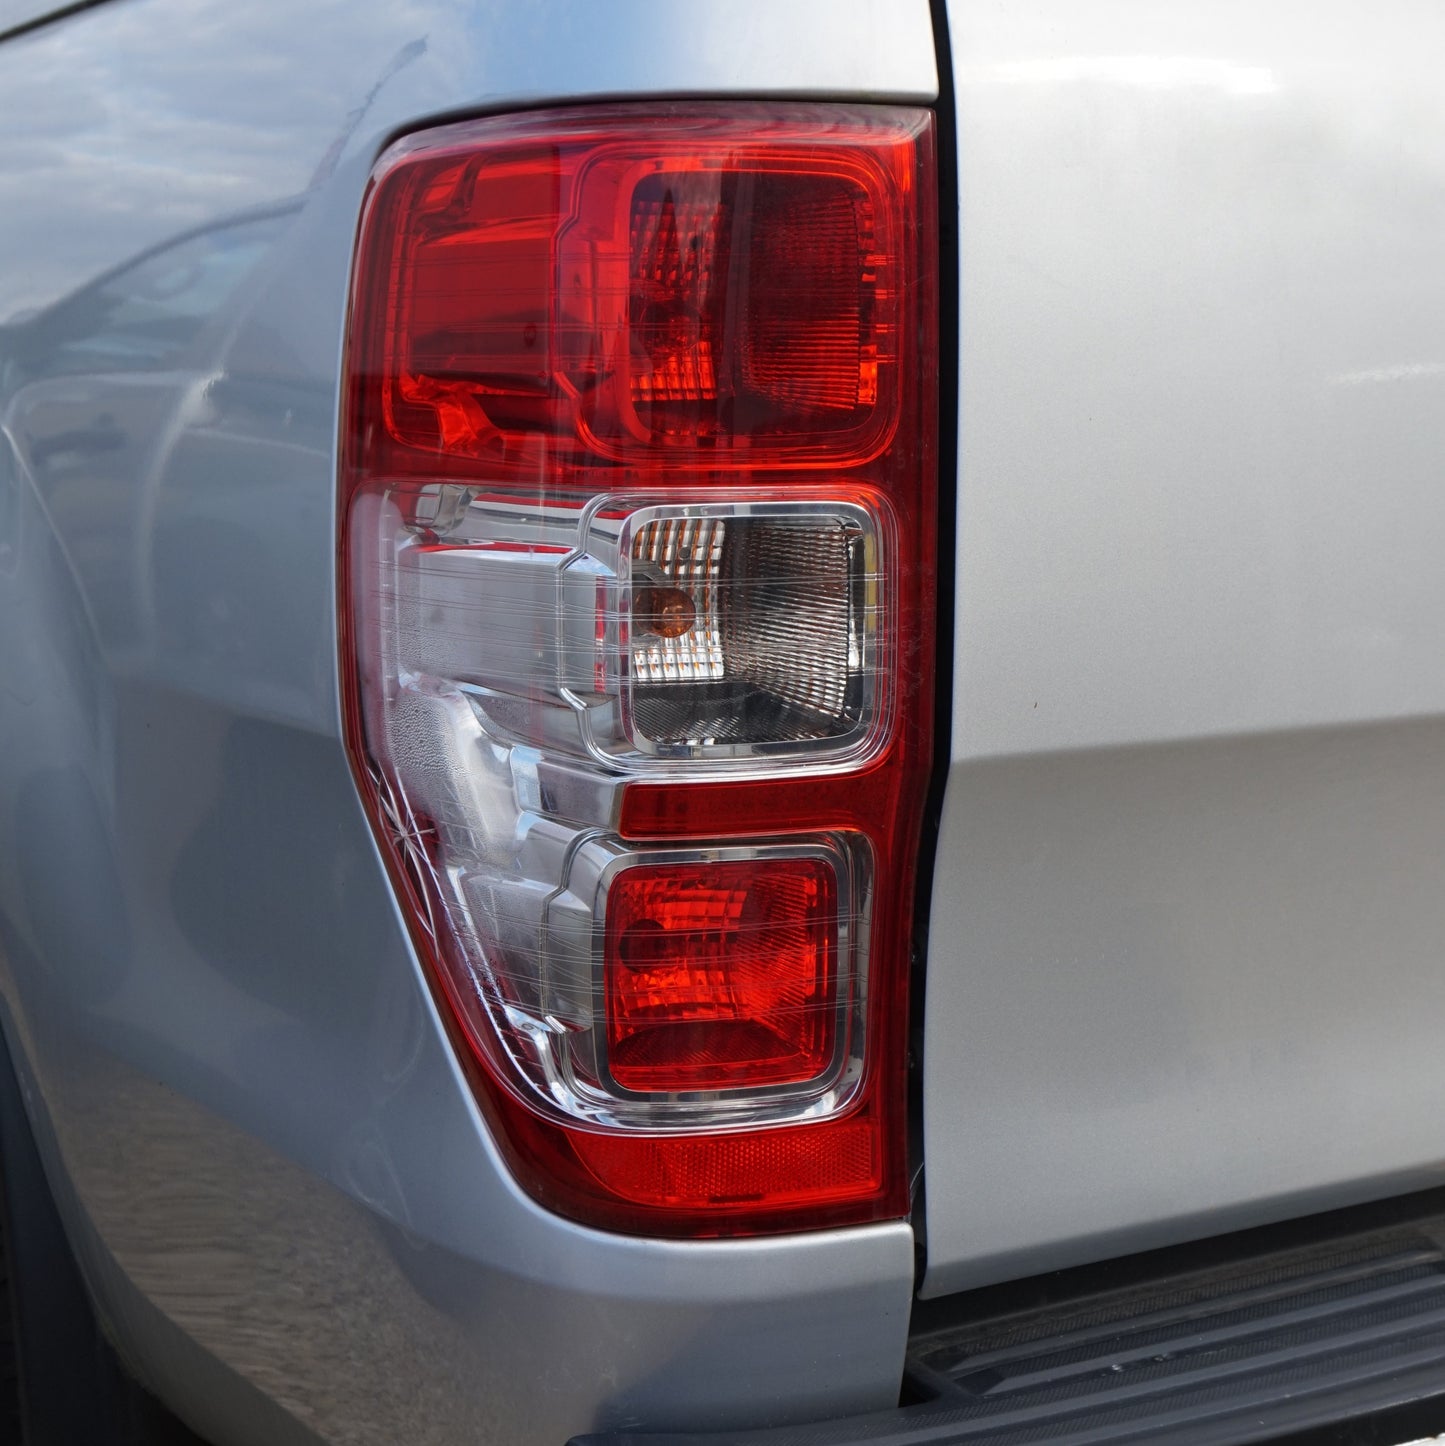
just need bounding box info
[604,857,839,1093]
[342,105,935,1236]
[364,116,905,474]
[628,169,884,441]
[569,1118,883,1213]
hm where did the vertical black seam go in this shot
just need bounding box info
[908,0,962,1301]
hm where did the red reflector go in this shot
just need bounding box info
[570,1118,882,1212]
[605,859,838,1093]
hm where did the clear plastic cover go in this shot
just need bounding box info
[356,485,874,1128]
[388,487,888,769]
[626,510,872,751]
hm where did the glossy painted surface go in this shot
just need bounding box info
[0,0,86,36]
[925,0,1445,1295]
[0,1,935,1440]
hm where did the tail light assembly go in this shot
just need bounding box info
[342,104,936,1236]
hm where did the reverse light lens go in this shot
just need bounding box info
[625,509,876,753]
[604,857,839,1093]
[387,495,882,765]
[342,104,937,1237]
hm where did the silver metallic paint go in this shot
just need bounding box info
[0,0,83,37]
[0,0,936,1439]
[925,0,1445,1296]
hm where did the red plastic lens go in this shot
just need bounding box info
[356,114,907,478]
[570,1118,882,1211]
[605,859,838,1093]
[629,170,882,441]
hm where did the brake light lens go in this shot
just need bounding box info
[342,105,936,1236]
[604,857,839,1094]
[368,118,905,474]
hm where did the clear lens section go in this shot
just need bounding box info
[626,512,869,750]
[629,517,726,687]
[358,486,872,1130]
[390,487,884,768]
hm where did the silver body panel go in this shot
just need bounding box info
[0,2,69,34]
[0,2,935,1441]
[925,0,1445,1296]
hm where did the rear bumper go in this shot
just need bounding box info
[575,1203,1445,1446]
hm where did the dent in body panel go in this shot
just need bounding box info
[924,0,1445,1295]
[0,0,933,1437]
